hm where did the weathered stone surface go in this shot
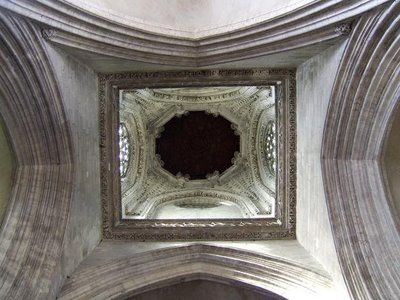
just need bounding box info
[0,1,399,299]
[0,119,14,224]
[0,12,74,299]
[384,104,400,221]
[59,242,334,300]
[296,42,349,298]
[0,0,386,66]
[44,45,101,285]
[322,2,400,299]
[0,12,101,299]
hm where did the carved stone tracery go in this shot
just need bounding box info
[120,87,275,219]
[100,68,296,240]
[265,120,277,175]
[118,123,130,179]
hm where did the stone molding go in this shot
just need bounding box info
[58,244,333,300]
[0,0,389,66]
[321,2,400,299]
[0,2,398,299]
[99,69,296,240]
[0,12,74,299]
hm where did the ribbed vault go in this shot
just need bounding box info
[119,86,277,220]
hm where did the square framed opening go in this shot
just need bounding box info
[100,69,296,240]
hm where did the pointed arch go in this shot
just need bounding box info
[0,12,74,299]
[321,2,400,299]
[59,244,333,300]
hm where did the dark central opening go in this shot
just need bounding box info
[156,111,240,180]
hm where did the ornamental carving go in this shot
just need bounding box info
[120,87,275,219]
[265,120,277,175]
[118,123,130,179]
[334,23,352,35]
[99,68,296,240]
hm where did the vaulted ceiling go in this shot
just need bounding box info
[63,0,315,38]
[0,1,399,299]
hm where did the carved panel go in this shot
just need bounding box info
[99,69,296,240]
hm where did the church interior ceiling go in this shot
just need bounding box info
[0,1,398,299]
[99,69,296,240]
[119,86,276,220]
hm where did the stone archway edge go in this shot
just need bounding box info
[0,0,392,66]
[0,12,74,299]
[321,1,400,299]
[59,244,333,300]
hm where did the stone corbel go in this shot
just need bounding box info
[155,126,165,138]
[205,107,220,117]
[155,154,164,167]
[231,151,248,168]
[335,23,352,35]
[175,172,190,187]
[149,125,165,138]
[175,105,189,118]
[206,171,221,187]
[41,28,57,40]
[230,123,241,136]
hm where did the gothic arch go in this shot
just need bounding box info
[59,244,333,300]
[321,2,400,299]
[0,12,74,298]
[0,1,398,299]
